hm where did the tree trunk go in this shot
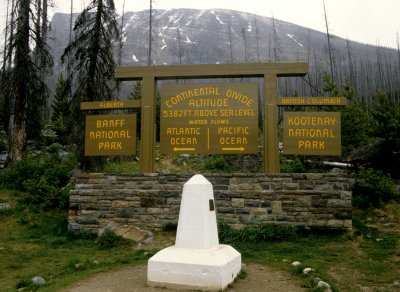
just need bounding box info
[11,0,30,162]
[323,0,334,79]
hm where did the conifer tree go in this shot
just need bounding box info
[1,0,52,162]
[51,75,71,144]
[62,0,120,170]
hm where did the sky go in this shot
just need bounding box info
[1,0,400,49]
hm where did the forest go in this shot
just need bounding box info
[0,1,399,186]
[0,2,399,290]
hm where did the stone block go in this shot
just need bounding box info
[334,210,352,219]
[111,200,129,208]
[315,184,334,191]
[140,197,156,208]
[231,198,245,208]
[217,207,235,214]
[339,191,352,200]
[235,208,251,214]
[69,195,97,204]
[261,200,271,208]
[327,199,350,208]
[270,183,283,190]
[260,182,271,190]
[76,217,99,225]
[297,197,311,207]
[283,183,299,190]
[140,215,156,222]
[333,182,344,190]
[170,205,180,215]
[160,191,179,197]
[239,215,256,224]
[299,182,315,190]
[292,173,307,180]
[215,200,231,208]
[344,219,352,229]
[245,199,261,207]
[115,208,133,218]
[147,208,164,215]
[327,219,344,228]
[167,198,181,205]
[306,173,324,180]
[271,201,282,214]
[311,198,326,208]
[132,208,146,215]
[250,208,267,215]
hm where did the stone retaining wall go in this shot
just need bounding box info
[68,173,352,233]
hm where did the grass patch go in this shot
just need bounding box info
[217,215,400,291]
[104,159,139,173]
[0,205,153,292]
[1,187,400,291]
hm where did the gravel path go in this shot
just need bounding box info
[61,263,305,292]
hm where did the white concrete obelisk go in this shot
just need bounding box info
[147,174,241,291]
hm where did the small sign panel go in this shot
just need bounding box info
[278,97,347,106]
[85,114,136,156]
[80,100,140,110]
[160,83,259,154]
[283,112,341,156]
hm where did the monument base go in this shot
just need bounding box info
[147,245,241,291]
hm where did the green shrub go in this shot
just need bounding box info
[67,229,98,241]
[218,221,298,243]
[95,230,130,249]
[205,154,262,173]
[0,145,76,210]
[352,167,397,209]
[205,155,232,172]
[161,222,177,232]
[280,157,306,173]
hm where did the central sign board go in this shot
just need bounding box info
[160,83,259,154]
[283,112,341,156]
[85,114,137,156]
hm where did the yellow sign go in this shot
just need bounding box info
[85,114,137,156]
[160,83,258,154]
[278,97,347,106]
[283,112,341,155]
[80,100,140,110]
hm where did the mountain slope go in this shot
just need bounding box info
[49,8,399,96]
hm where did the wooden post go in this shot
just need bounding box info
[264,73,279,173]
[140,77,156,173]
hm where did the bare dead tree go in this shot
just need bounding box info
[346,39,358,94]
[323,0,334,79]
[69,0,73,43]
[177,28,183,64]
[227,16,234,63]
[5,0,16,70]
[2,0,12,70]
[148,0,153,65]
[241,27,248,62]
[254,14,260,62]
[271,16,281,61]
[118,0,126,66]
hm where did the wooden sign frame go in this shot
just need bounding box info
[115,62,308,173]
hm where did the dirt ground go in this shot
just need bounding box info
[61,263,305,292]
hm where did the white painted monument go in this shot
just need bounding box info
[147,174,242,291]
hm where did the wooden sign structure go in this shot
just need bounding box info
[84,114,137,156]
[160,83,258,154]
[278,96,347,156]
[81,102,138,156]
[115,62,308,173]
[282,112,341,155]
